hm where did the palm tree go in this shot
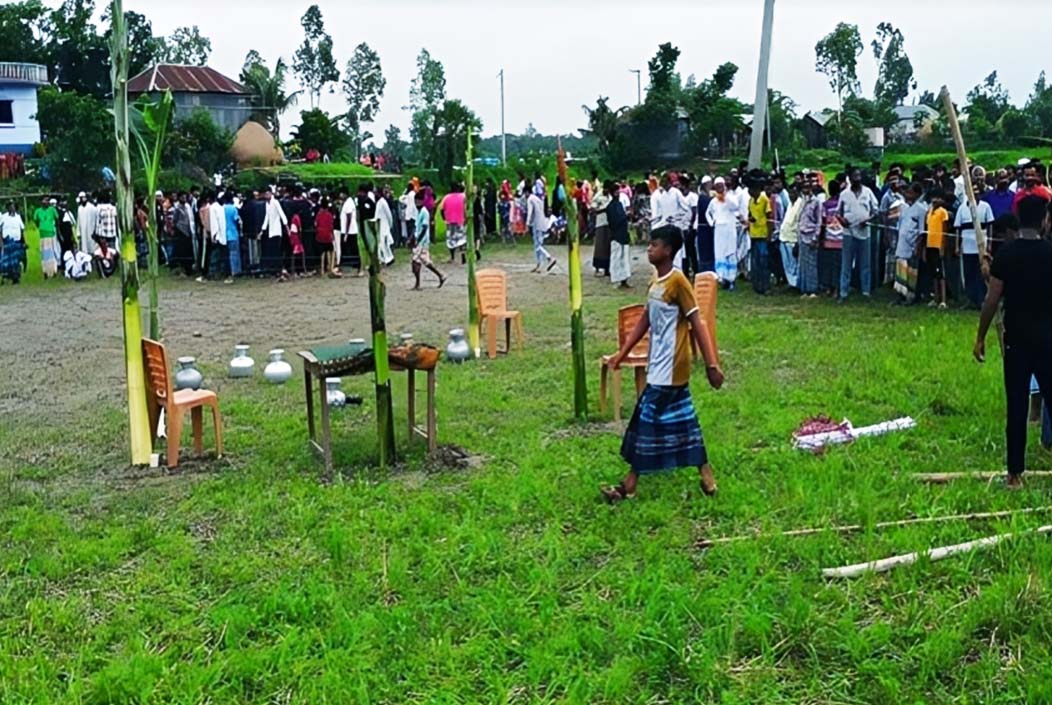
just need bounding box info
[239,51,301,137]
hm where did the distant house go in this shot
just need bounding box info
[128,64,253,134]
[801,110,836,149]
[889,104,939,143]
[0,62,48,155]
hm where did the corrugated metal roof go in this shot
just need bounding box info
[128,64,247,95]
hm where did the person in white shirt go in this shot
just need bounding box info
[399,184,418,250]
[0,202,25,242]
[526,191,556,273]
[206,194,229,283]
[954,186,995,308]
[706,177,742,288]
[340,192,361,276]
[374,187,395,266]
[259,188,288,278]
[76,192,97,256]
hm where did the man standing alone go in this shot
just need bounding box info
[974,196,1052,488]
[836,169,878,302]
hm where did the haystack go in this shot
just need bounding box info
[230,121,283,167]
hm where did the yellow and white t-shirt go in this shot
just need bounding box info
[646,270,698,387]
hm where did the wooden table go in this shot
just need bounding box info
[299,346,437,474]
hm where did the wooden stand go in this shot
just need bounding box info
[300,350,437,475]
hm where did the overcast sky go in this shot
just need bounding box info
[91,0,1052,140]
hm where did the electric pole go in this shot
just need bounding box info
[498,69,506,165]
[629,69,641,106]
[748,0,775,170]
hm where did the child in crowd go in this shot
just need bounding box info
[315,200,339,278]
[924,191,950,309]
[410,190,446,290]
[287,210,306,279]
[602,226,725,503]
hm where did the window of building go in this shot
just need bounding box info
[0,100,13,126]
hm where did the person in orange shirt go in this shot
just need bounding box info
[924,191,950,309]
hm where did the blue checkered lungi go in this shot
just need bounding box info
[620,384,707,474]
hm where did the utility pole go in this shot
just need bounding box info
[498,69,506,165]
[748,0,775,170]
[629,69,641,106]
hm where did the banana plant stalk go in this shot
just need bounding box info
[358,210,396,467]
[130,90,174,340]
[559,144,588,420]
[464,125,480,357]
[110,0,152,465]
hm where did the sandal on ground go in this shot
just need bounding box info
[601,483,636,504]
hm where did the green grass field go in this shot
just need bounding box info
[3,245,1052,704]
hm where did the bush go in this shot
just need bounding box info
[166,108,234,177]
[35,87,114,190]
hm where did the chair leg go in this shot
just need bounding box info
[487,317,498,359]
[634,367,647,399]
[191,406,204,455]
[612,368,622,423]
[599,362,608,414]
[516,315,525,348]
[166,409,183,469]
[505,318,511,354]
[210,402,223,458]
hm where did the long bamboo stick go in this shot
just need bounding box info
[559,143,587,420]
[913,471,1052,484]
[822,525,1052,579]
[464,126,480,357]
[696,507,1052,549]
[940,86,987,260]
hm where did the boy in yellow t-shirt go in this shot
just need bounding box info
[924,192,949,309]
[602,225,725,503]
[747,183,774,294]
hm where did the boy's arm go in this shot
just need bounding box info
[608,310,650,369]
[975,276,1004,362]
[687,309,724,389]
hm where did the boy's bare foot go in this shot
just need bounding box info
[437,276,446,289]
[699,464,718,496]
[600,482,636,504]
[530,265,541,273]
[1006,473,1024,490]
[411,285,421,291]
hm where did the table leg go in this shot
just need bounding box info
[319,373,333,474]
[427,369,437,452]
[407,368,416,445]
[304,368,315,443]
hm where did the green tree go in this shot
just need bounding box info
[434,99,481,182]
[815,22,863,118]
[382,124,407,161]
[0,0,51,65]
[156,26,211,66]
[292,5,339,108]
[871,22,915,106]
[646,43,681,101]
[843,95,896,130]
[966,71,1011,126]
[1025,72,1052,137]
[581,97,625,155]
[291,108,349,157]
[342,42,386,157]
[35,86,114,188]
[999,108,1029,141]
[766,89,799,149]
[49,0,110,97]
[406,49,447,167]
[166,107,233,176]
[240,50,301,136]
[684,63,748,154]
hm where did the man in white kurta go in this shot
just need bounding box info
[76,192,98,256]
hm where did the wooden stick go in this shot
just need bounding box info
[940,86,987,259]
[913,471,1052,484]
[821,525,1052,579]
[696,507,1052,549]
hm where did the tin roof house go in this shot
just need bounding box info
[128,64,253,133]
[0,62,49,155]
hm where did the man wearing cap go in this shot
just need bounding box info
[77,192,97,256]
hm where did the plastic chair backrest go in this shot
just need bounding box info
[475,268,509,315]
[142,338,173,405]
[693,272,718,345]
[617,304,649,357]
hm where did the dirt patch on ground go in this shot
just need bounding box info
[0,245,626,425]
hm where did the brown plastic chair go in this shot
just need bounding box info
[142,338,223,469]
[475,268,525,359]
[691,272,719,363]
[599,304,650,422]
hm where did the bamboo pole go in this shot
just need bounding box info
[697,507,1052,549]
[359,211,396,468]
[559,143,587,420]
[940,86,987,260]
[914,470,1052,484]
[822,525,1052,579]
[110,0,152,466]
[464,126,480,357]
